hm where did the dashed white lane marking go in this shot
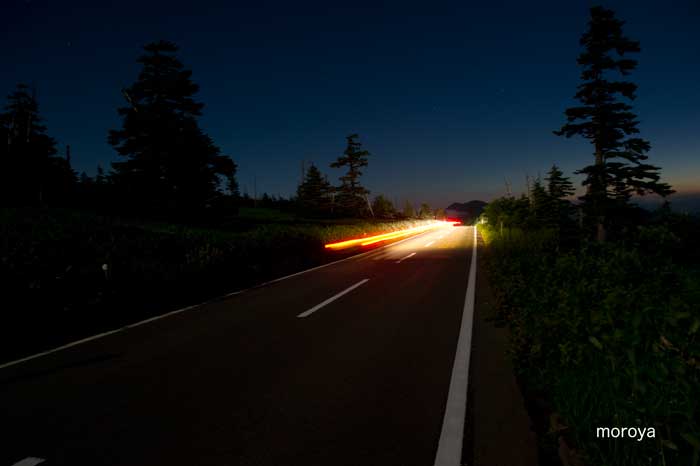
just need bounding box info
[297,279,370,318]
[433,226,478,466]
[396,252,416,264]
[424,241,435,247]
[0,230,439,372]
[12,458,45,466]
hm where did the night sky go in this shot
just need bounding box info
[3,0,699,207]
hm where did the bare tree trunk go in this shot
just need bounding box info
[594,144,606,242]
[578,207,584,229]
[365,194,374,217]
[596,221,606,242]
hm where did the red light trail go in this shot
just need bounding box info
[324,221,459,250]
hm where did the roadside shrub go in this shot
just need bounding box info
[483,225,700,466]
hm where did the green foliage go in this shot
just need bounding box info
[237,207,296,223]
[371,195,396,219]
[482,167,579,235]
[481,195,531,230]
[418,202,433,219]
[484,224,700,466]
[109,40,237,218]
[403,200,416,219]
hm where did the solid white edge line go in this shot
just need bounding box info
[395,252,417,264]
[11,458,45,466]
[0,228,444,372]
[0,302,206,371]
[433,225,478,466]
[297,279,369,318]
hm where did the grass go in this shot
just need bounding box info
[238,206,297,222]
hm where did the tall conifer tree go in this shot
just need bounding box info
[530,179,554,226]
[555,6,672,241]
[0,84,75,206]
[544,164,577,228]
[331,134,370,216]
[545,164,575,201]
[296,163,332,215]
[109,41,237,217]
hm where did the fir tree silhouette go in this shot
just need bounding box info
[0,83,75,206]
[109,40,237,219]
[555,6,673,241]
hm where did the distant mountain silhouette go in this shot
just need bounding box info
[445,200,487,224]
[670,194,700,214]
[634,192,700,214]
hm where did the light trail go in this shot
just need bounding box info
[324,221,459,250]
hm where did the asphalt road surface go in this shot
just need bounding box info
[1,225,477,466]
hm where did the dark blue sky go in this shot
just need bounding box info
[3,0,699,207]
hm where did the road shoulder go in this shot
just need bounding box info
[464,238,538,466]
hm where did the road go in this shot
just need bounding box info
[0,225,477,466]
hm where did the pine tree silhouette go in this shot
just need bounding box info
[546,164,575,200]
[530,179,554,226]
[331,134,370,217]
[297,163,332,216]
[109,40,237,219]
[545,164,576,227]
[0,83,75,206]
[555,6,673,241]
